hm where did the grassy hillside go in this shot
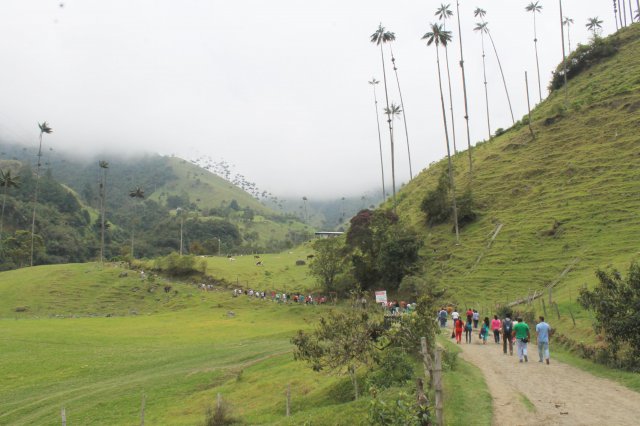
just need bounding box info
[396,25,640,345]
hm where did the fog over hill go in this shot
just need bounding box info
[0,0,624,198]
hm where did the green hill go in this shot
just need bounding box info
[395,25,640,345]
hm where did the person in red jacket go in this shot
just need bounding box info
[455,318,464,344]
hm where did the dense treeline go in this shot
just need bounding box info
[0,143,312,270]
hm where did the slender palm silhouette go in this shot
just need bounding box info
[436,3,459,154]
[387,33,414,179]
[454,0,473,174]
[559,0,569,104]
[563,17,574,53]
[371,24,398,207]
[422,23,460,243]
[30,121,52,267]
[586,17,604,38]
[98,160,109,263]
[129,186,145,258]
[526,1,544,102]
[474,21,492,140]
[475,8,515,125]
[0,169,20,249]
[383,103,402,210]
[368,78,386,200]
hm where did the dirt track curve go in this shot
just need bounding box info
[458,338,640,425]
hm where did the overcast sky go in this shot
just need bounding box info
[0,0,627,198]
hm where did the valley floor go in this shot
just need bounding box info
[457,339,640,425]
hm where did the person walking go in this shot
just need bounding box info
[464,318,473,344]
[514,317,531,363]
[455,317,464,344]
[438,307,448,328]
[536,316,552,364]
[480,317,490,344]
[491,315,502,344]
[473,309,480,329]
[502,314,514,355]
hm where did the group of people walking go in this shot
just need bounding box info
[438,307,552,364]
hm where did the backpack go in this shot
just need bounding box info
[503,319,513,335]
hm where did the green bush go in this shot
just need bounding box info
[550,36,619,91]
[366,348,414,390]
[155,253,206,277]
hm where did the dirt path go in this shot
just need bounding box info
[457,337,640,425]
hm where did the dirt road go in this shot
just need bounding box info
[458,338,640,425]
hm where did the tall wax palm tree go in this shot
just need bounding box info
[383,103,402,210]
[371,24,398,207]
[559,0,569,105]
[176,207,186,256]
[436,3,459,154]
[563,17,575,52]
[98,160,109,263]
[129,186,145,258]
[302,196,309,223]
[613,0,620,30]
[586,17,604,38]
[474,8,515,125]
[368,78,386,200]
[474,21,492,140]
[455,0,474,173]
[0,169,20,249]
[422,23,460,243]
[387,34,414,179]
[526,1,544,102]
[30,121,52,267]
[636,7,640,22]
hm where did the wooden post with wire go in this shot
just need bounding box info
[421,337,433,388]
[434,347,444,426]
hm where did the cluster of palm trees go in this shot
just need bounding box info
[367,1,635,242]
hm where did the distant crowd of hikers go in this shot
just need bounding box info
[438,307,552,364]
[232,288,329,305]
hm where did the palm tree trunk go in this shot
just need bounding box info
[30,133,43,267]
[455,0,473,174]
[559,0,569,105]
[380,45,396,209]
[131,225,135,259]
[435,44,460,243]
[629,0,634,22]
[0,185,7,250]
[533,12,543,102]
[100,172,105,263]
[389,47,413,180]
[618,0,624,27]
[486,31,515,125]
[371,85,386,200]
[623,0,628,26]
[480,33,492,140]
[567,24,572,53]
[443,41,458,154]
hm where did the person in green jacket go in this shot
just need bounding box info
[513,317,531,363]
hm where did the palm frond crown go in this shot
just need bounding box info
[474,7,487,19]
[370,24,396,45]
[436,4,453,21]
[129,187,145,199]
[38,122,53,134]
[525,1,542,13]
[422,23,452,47]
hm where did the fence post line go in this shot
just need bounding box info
[140,393,145,426]
[217,393,222,411]
[286,384,291,417]
[61,407,66,426]
[434,347,444,426]
[421,337,433,388]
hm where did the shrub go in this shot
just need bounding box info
[155,253,205,277]
[368,388,430,426]
[549,36,619,91]
[203,398,235,426]
[420,169,451,227]
[366,348,414,390]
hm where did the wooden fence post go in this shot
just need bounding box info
[61,407,66,426]
[553,302,561,320]
[217,393,222,410]
[549,287,553,305]
[541,298,547,318]
[140,393,145,426]
[421,337,432,388]
[434,347,444,426]
[286,384,291,417]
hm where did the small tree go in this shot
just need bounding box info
[578,262,640,356]
[309,237,346,292]
[0,169,20,250]
[291,308,385,400]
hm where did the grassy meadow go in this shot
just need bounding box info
[0,261,494,425]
